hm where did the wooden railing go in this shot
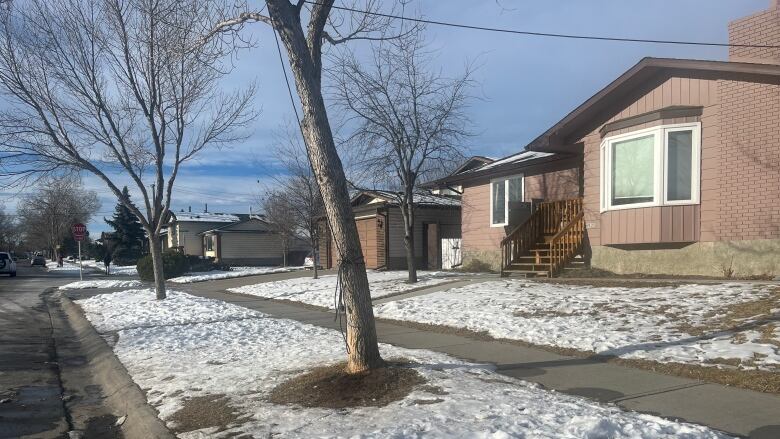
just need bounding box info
[500,211,542,276]
[500,198,583,276]
[548,211,585,277]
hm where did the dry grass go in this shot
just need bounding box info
[376,317,780,394]
[169,394,249,434]
[268,360,426,409]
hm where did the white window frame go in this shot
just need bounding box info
[489,174,524,227]
[600,122,700,212]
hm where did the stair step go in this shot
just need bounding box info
[502,269,550,278]
[508,263,551,271]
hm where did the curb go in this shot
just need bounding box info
[52,291,175,439]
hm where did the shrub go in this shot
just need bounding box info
[136,251,189,281]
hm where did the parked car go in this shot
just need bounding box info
[65,256,75,262]
[30,255,46,267]
[0,252,17,277]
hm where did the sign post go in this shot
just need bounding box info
[72,223,86,281]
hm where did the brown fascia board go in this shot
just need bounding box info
[527,57,780,153]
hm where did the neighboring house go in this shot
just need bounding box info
[167,210,242,256]
[201,216,308,266]
[424,152,581,272]
[318,190,462,270]
[167,209,305,266]
[429,3,780,277]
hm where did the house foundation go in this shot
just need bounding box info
[591,239,780,278]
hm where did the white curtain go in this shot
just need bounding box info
[612,134,654,203]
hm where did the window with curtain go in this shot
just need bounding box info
[601,123,699,211]
[611,134,655,206]
[666,130,693,202]
[491,175,523,226]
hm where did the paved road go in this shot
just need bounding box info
[0,264,81,438]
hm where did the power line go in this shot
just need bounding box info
[306,0,780,49]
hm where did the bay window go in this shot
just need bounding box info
[601,122,700,211]
[490,175,523,226]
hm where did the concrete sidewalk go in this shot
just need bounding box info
[177,286,780,439]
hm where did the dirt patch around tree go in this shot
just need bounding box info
[268,360,426,408]
[168,394,249,434]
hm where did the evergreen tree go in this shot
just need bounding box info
[105,187,146,264]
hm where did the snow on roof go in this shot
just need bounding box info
[173,212,240,223]
[464,150,555,173]
[367,190,461,207]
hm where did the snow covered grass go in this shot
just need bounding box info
[46,261,82,272]
[81,259,138,276]
[229,270,462,308]
[59,279,142,290]
[77,289,731,438]
[168,266,305,284]
[375,280,780,371]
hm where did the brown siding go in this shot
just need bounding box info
[355,216,378,269]
[600,206,700,245]
[524,167,580,201]
[581,76,720,246]
[461,182,507,252]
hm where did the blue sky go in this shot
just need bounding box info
[2,0,771,234]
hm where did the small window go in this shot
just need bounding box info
[666,129,694,202]
[205,235,214,252]
[490,175,523,226]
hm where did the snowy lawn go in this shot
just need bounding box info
[46,261,82,272]
[229,270,462,308]
[375,280,780,371]
[59,279,142,290]
[168,266,305,284]
[76,289,730,438]
[81,259,138,276]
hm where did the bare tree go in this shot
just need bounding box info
[208,0,413,372]
[0,206,19,252]
[261,190,297,267]
[267,122,324,278]
[331,28,472,282]
[0,0,255,299]
[16,177,100,259]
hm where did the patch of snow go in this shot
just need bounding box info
[81,260,138,276]
[46,261,82,272]
[463,150,554,173]
[173,212,239,223]
[168,266,305,284]
[229,270,462,308]
[59,280,142,290]
[375,281,780,370]
[78,289,731,438]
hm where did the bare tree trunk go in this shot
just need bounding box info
[311,236,319,279]
[401,202,418,283]
[267,0,382,373]
[148,235,166,300]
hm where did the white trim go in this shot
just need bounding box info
[600,122,701,212]
[354,214,378,221]
[489,174,524,227]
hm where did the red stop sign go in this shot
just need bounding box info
[72,223,87,241]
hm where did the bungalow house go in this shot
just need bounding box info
[201,215,308,266]
[428,3,780,277]
[167,209,305,266]
[318,190,462,270]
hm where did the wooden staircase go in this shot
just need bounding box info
[500,198,585,278]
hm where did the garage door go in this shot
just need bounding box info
[356,217,378,269]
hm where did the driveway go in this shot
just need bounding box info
[0,264,79,438]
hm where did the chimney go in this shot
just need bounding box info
[728,2,780,64]
[188,206,191,213]
[204,203,208,213]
